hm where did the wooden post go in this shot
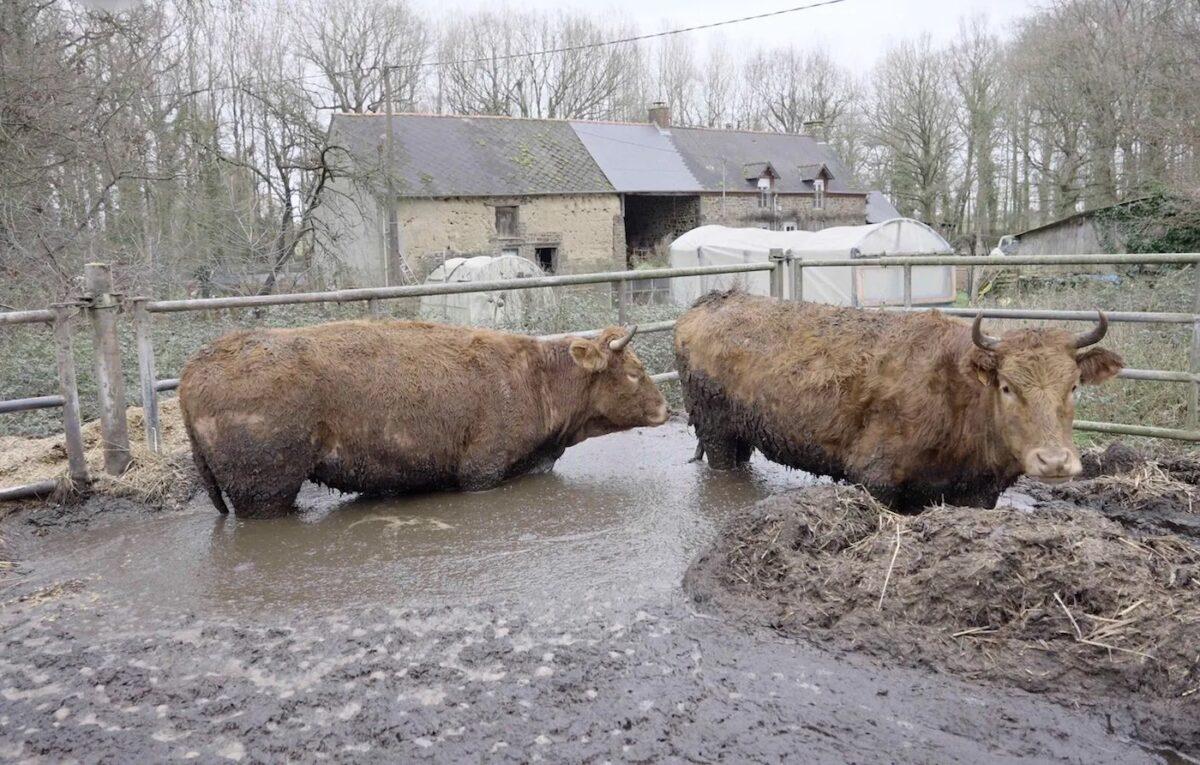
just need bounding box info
[52,305,88,485]
[1190,318,1200,430]
[367,297,383,318]
[85,262,130,474]
[383,67,402,286]
[789,249,803,303]
[617,280,628,324]
[769,248,786,299]
[903,264,913,309]
[1190,264,1200,428]
[132,299,160,453]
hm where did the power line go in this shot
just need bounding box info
[386,0,850,72]
[157,0,849,100]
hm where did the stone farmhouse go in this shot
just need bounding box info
[324,105,892,286]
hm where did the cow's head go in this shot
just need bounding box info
[568,325,669,437]
[969,313,1123,482]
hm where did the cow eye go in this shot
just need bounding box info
[1000,384,1012,395]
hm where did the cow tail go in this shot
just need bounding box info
[194,448,229,515]
[182,409,229,515]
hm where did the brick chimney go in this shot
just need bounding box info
[648,102,671,129]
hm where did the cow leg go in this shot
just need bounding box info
[699,433,744,470]
[734,440,754,464]
[223,480,304,518]
[458,471,505,492]
[457,454,507,492]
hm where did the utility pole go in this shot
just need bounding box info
[383,66,403,285]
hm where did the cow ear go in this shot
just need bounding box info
[569,339,608,373]
[967,348,997,387]
[1077,347,1123,385]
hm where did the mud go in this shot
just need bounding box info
[4,423,809,618]
[685,483,1200,753]
[1,426,1196,761]
[0,594,1166,763]
[1015,442,1200,539]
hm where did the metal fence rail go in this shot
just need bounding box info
[5,252,1200,502]
[140,262,773,314]
[0,304,89,500]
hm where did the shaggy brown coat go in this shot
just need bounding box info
[180,320,668,517]
[674,291,1123,511]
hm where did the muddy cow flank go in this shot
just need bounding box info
[180,320,667,517]
[674,291,1123,511]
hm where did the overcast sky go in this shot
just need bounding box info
[414,0,1043,76]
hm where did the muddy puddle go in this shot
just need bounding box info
[14,422,814,618]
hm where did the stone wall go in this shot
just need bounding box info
[698,193,865,231]
[322,190,623,287]
[396,194,623,279]
[624,195,700,253]
[314,178,387,287]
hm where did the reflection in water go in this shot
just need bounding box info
[26,423,814,618]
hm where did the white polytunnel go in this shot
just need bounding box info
[668,219,956,307]
[418,254,557,326]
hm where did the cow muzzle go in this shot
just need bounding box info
[647,401,669,426]
[1023,446,1082,483]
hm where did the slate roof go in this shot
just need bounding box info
[741,161,778,181]
[568,122,702,193]
[866,191,901,223]
[330,112,866,198]
[331,113,614,197]
[795,163,833,181]
[667,127,861,194]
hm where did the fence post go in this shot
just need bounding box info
[52,304,89,486]
[132,298,160,454]
[84,262,131,474]
[367,297,383,318]
[769,248,786,299]
[903,264,913,309]
[1190,319,1200,430]
[1191,264,1200,428]
[617,279,628,324]
[790,250,804,303]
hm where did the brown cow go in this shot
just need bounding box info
[180,320,667,517]
[674,291,1123,511]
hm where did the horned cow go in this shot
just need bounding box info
[674,290,1123,511]
[180,320,667,517]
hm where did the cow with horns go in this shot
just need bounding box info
[674,291,1124,511]
[180,321,668,517]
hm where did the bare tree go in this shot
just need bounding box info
[749,47,857,137]
[950,16,1003,239]
[699,35,737,128]
[295,0,429,114]
[651,32,698,125]
[869,36,958,224]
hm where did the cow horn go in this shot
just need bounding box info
[972,314,1001,351]
[609,324,637,352]
[1073,311,1108,349]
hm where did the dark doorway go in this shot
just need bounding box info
[535,246,558,274]
[623,194,700,267]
